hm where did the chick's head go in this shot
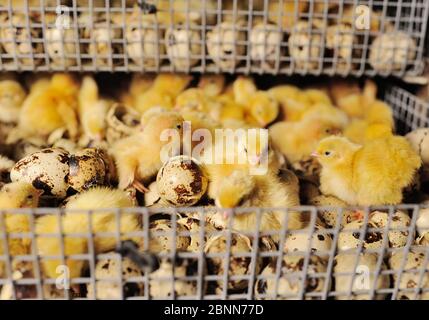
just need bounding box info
[314,136,361,167]
[248,91,279,127]
[215,170,255,209]
[237,128,270,167]
[0,182,42,208]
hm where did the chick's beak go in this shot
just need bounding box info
[311,151,319,158]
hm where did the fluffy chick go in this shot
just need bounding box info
[208,168,302,237]
[0,182,41,277]
[78,76,109,142]
[0,80,26,124]
[111,111,184,192]
[268,85,312,121]
[17,73,80,139]
[314,136,421,206]
[269,115,345,163]
[198,74,225,97]
[244,91,279,127]
[36,187,138,279]
[233,76,257,105]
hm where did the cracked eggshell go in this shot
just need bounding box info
[87,254,145,300]
[370,211,412,248]
[106,104,141,144]
[10,148,70,198]
[67,148,108,193]
[165,23,201,70]
[255,255,327,300]
[205,232,259,291]
[309,195,354,228]
[149,256,202,299]
[156,156,208,207]
[334,253,390,300]
[147,218,191,252]
[369,32,416,73]
[177,217,218,252]
[207,21,246,70]
[337,219,384,251]
[406,128,429,166]
[284,224,333,261]
[389,247,429,300]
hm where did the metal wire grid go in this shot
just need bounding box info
[0,205,428,300]
[386,85,429,134]
[0,0,427,76]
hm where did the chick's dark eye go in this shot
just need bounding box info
[324,151,331,156]
[27,195,33,200]
[176,124,182,129]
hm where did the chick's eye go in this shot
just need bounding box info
[176,124,182,130]
[324,151,331,156]
[27,195,33,200]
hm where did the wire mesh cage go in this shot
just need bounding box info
[0,0,427,76]
[0,85,427,300]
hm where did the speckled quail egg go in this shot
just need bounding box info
[284,224,333,261]
[0,14,43,66]
[249,23,283,71]
[207,21,246,70]
[389,247,429,300]
[67,148,109,193]
[146,218,191,252]
[406,128,429,166]
[156,156,208,206]
[417,206,429,238]
[46,27,77,67]
[10,137,47,161]
[10,148,70,198]
[288,20,324,70]
[205,232,260,291]
[337,219,384,251]
[0,80,26,124]
[334,253,390,300]
[309,195,354,228]
[369,32,416,73]
[370,211,413,248]
[177,217,218,252]
[126,18,164,68]
[165,23,201,70]
[254,255,328,300]
[87,254,145,300]
[106,103,141,145]
[149,256,203,299]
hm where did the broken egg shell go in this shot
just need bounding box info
[337,219,384,251]
[10,148,70,198]
[106,103,141,145]
[156,156,208,207]
[370,211,413,248]
[177,217,218,252]
[309,195,354,228]
[145,218,191,253]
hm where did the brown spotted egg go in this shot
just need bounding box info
[87,253,145,300]
[254,255,328,300]
[146,218,191,252]
[67,148,108,193]
[156,156,208,206]
[10,148,70,198]
[177,217,218,252]
[205,232,260,291]
[337,219,384,251]
[370,211,413,248]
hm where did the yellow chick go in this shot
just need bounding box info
[269,115,345,163]
[304,88,333,106]
[244,91,279,128]
[268,85,312,121]
[175,88,214,114]
[198,74,225,97]
[36,187,138,279]
[336,79,377,119]
[314,136,421,206]
[0,80,26,124]
[134,73,192,114]
[78,76,109,142]
[120,74,154,109]
[0,182,41,277]
[232,76,257,105]
[208,168,302,237]
[213,94,245,124]
[111,111,184,192]
[17,73,80,139]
